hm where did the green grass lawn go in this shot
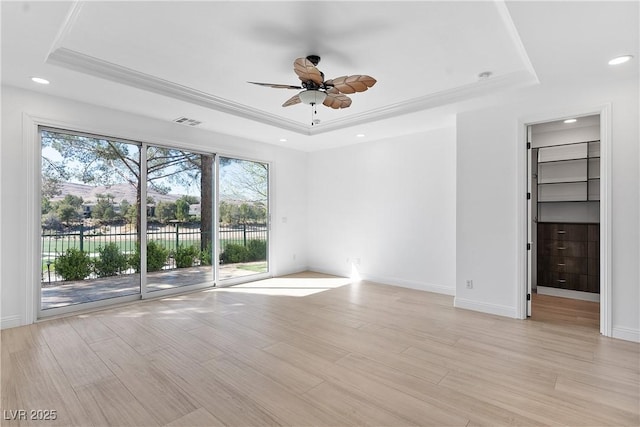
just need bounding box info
[237,262,268,272]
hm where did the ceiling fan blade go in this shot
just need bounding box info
[282,94,302,107]
[325,75,377,94]
[248,81,303,89]
[293,57,324,85]
[323,92,352,109]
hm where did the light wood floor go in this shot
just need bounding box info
[531,292,600,329]
[2,272,638,426]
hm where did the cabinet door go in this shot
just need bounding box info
[539,223,587,241]
[546,256,588,274]
[539,271,589,291]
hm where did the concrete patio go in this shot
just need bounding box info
[41,263,265,310]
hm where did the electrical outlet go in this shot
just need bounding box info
[466,280,473,289]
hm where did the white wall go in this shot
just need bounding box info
[3,78,637,342]
[0,86,309,328]
[456,77,639,341]
[307,127,457,295]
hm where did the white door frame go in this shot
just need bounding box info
[517,104,612,337]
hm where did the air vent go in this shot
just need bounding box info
[173,117,202,126]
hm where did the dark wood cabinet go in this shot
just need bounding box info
[537,222,599,293]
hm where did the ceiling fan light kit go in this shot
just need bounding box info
[249,55,376,125]
[298,90,327,105]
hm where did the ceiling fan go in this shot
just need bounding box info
[248,55,376,121]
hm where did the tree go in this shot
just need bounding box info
[219,157,268,202]
[119,199,131,219]
[42,212,63,231]
[179,195,200,205]
[92,194,116,222]
[54,195,84,224]
[219,157,268,227]
[56,203,82,224]
[41,131,212,247]
[42,197,53,215]
[175,199,190,222]
[155,201,176,223]
[200,154,213,253]
[60,194,84,208]
[124,204,138,225]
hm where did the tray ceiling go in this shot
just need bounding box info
[2,1,637,151]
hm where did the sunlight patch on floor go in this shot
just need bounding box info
[213,276,352,297]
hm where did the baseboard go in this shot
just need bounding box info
[453,297,518,318]
[274,265,310,277]
[537,286,600,302]
[307,265,456,297]
[1,315,23,330]
[612,326,640,343]
[360,273,456,296]
[306,265,346,279]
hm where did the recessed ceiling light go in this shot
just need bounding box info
[31,77,50,85]
[608,55,633,65]
[564,119,577,124]
[279,138,287,142]
[356,134,365,138]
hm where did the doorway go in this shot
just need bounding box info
[38,127,271,317]
[525,110,610,335]
[217,156,270,285]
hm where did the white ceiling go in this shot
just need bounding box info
[1,1,638,151]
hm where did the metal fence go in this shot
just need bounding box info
[41,222,268,283]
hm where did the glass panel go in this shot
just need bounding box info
[218,157,269,281]
[145,147,213,293]
[40,129,141,310]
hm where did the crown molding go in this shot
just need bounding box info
[47,47,312,135]
[48,46,538,136]
[42,0,539,137]
[310,69,538,135]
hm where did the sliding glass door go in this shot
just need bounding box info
[218,157,269,283]
[39,128,271,315]
[145,147,214,293]
[39,128,216,315]
[40,128,142,310]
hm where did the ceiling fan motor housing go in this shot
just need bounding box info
[306,55,321,66]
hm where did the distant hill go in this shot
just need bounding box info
[50,182,186,206]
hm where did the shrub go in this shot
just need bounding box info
[55,248,92,281]
[174,244,199,268]
[200,243,213,266]
[93,243,128,277]
[247,239,267,261]
[129,241,169,272]
[220,243,249,263]
[220,240,266,264]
